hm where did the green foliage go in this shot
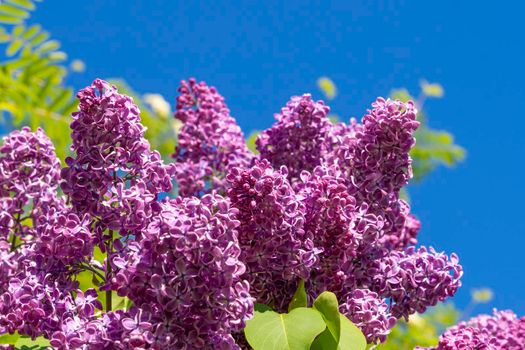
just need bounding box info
[288,279,308,311]
[376,304,459,350]
[311,292,367,350]
[245,307,326,350]
[0,0,74,160]
[245,284,367,350]
[471,288,494,304]
[317,77,337,100]
[312,292,341,346]
[14,335,50,350]
[0,332,20,344]
[0,331,50,349]
[246,130,260,154]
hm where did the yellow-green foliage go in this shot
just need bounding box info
[376,304,459,350]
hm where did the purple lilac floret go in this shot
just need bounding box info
[416,309,525,350]
[173,78,253,197]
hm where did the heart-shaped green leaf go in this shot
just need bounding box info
[245,307,326,350]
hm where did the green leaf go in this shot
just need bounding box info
[14,335,50,349]
[0,332,21,344]
[34,39,59,54]
[254,303,273,313]
[311,314,367,350]
[6,0,36,11]
[312,292,341,343]
[29,31,48,47]
[6,38,23,56]
[317,76,337,100]
[0,3,29,19]
[288,279,307,311]
[22,24,41,40]
[245,130,260,154]
[0,13,23,24]
[0,33,11,43]
[420,80,444,98]
[12,25,25,37]
[337,314,366,350]
[48,87,72,112]
[245,308,326,350]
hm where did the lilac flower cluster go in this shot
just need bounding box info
[0,78,464,348]
[0,129,103,345]
[339,289,396,343]
[0,127,61,241]
[110,194,253,348]
[256,94,332,181]
[416,310,525,350]
[173,79,253,197]
[169,81,463,344]
[226,160,318,311]
[61,79,175,242]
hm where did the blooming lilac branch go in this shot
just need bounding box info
[0,78,465,348]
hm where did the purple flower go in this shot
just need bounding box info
[111,194,253,348]
[61,79,175,239]
[339,289,396,344]
[0,79,465,348]
[355,246,462,320]
[226,159,319,311]
[173,78,253,197]
[0,127,61,240]
[256,94,332,182]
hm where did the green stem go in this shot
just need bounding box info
[79,263,106,281]
[105,230,114,312]
[9,233,16,252]
[10,213,22,252]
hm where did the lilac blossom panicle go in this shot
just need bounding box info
[416,309,525,350]
[256,94,332,182]
[226,159,318,311]
[0,127,61,241]
[329,98,421,249]
[110,194,253,349]
[173,78,253,197]
[61,79,175,242]
[0,127,103,345]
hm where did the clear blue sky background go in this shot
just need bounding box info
[30,1,524,316]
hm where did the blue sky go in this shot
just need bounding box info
[32,1,524,315]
